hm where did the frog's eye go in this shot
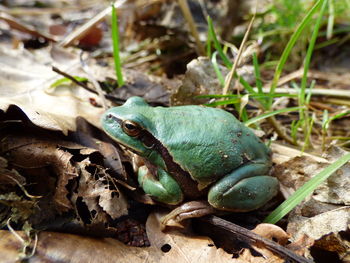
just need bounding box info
[122,120,141,137]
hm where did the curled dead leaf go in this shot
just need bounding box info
[252,223,290,246]
[0,127,129,236]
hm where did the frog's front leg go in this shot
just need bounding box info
[138,166,184,205]
[208,163,279,211]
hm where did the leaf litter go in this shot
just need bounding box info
[0,0,350,262]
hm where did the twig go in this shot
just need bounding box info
[268,115,299,146]
[222,14,255,95]
[258,86,350,99]
[263,68,350,90]
[177,0,206,56]
[0,12,55,41]
[199,216,313,263]
[52,66,125,105]
[59,1,128,47]
[52,66,93,92]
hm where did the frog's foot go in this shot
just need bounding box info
[160,200,216,230]
[208,174,279,212]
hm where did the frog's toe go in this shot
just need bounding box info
[208,176,279,212]
[160,201,216,230]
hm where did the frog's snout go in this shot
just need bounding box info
[102,111,117,124]
[101,111,109,124]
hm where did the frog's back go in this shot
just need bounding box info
[150,105,271,185]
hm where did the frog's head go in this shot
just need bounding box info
[101,96,155,156]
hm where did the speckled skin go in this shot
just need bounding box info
[102,97,278,211]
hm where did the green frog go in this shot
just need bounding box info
[101,96,278,226]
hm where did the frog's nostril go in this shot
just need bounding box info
[106,113,113,120]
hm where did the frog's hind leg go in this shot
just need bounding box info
[138,166,184,205]
[208,163,279,211]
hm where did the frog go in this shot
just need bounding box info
[101,96,279,227]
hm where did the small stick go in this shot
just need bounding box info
[222,14,255,96]
[52,66,94,93]
[199,215,313,263]
[52,66,125,105]
[177,0,206,56]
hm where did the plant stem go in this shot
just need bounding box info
[111,3,124,87]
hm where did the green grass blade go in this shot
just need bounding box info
[207,16,232,69]
[322,109,329,130]
[244,107,302,127]
[300,0,327,106]
[301,113,316,153]
[314,37,339,49]
[111,4,124,87]
[195,94,237,99]
[204,98,240,107]
[264,152,350,224]
[305,80,315,104]
[206,25,212,58]
[291,120,301,144]
[195,93,296,100]
[324,110,350,130]
[211,51,225,87]
[326,0,334,39]
[268,0,323,108]
[329,110,350,122]
[252,52,268,108]
[253,52,263,94]
[51,76,87,88]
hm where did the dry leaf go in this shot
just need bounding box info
[0,45,104,134]
[0,132,128,230]
[71,157,128,224]
[273,146,350,206]
[240,224,289,263]
[288,207,350,241]
[0,230,158,263]
[269,145,350,261]
[146,212,243,263]
[287,207,350,261]
[313,147,350,205]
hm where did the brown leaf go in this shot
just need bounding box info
[288,207,350,242]
[0,227,240,263]
[1,133,78,212]
[0,46,104,134]
[240,224,289,263]
[0,156,26,188]
[0,131,128,229]
[146,212,242,263]
[313,147,350,205]
[0,230,158,263]
[71,158,128,224]
[286,234,315,259]
[252,223,290,246]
